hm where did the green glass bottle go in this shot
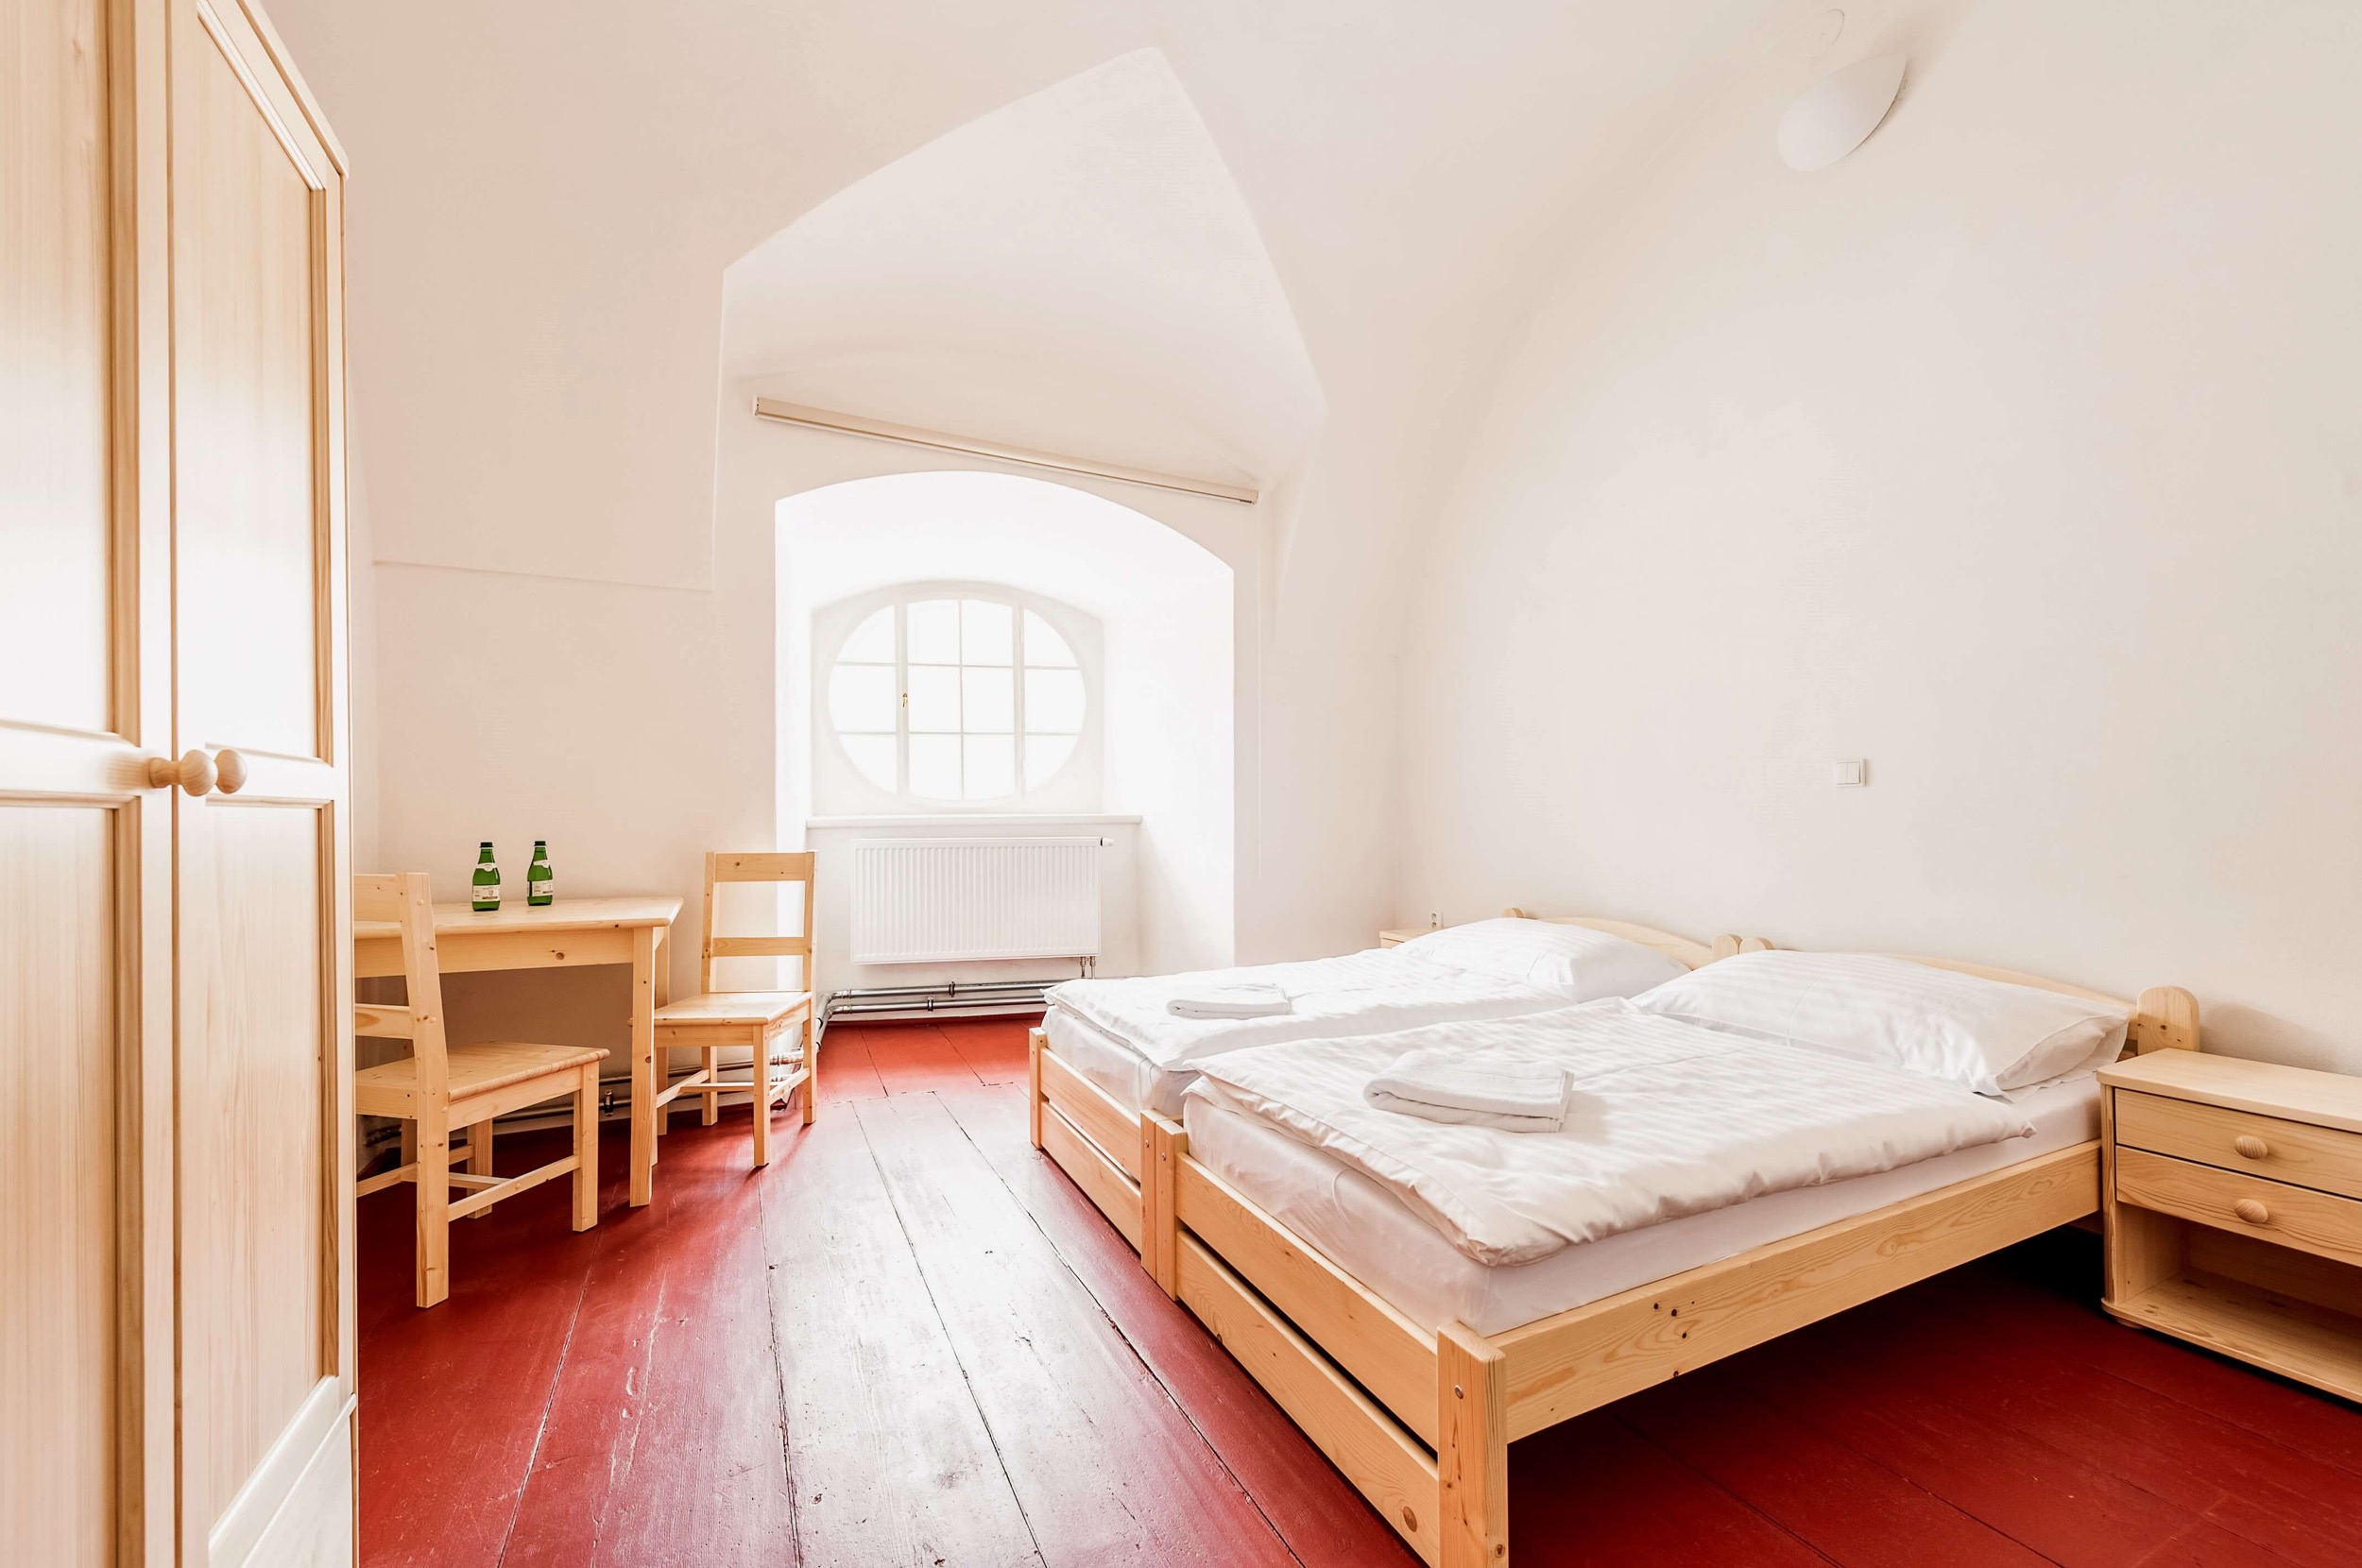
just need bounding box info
[527,840,554,906]
[471,841,501,912]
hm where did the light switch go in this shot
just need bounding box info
[1831,758,1867,787]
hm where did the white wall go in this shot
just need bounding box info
[1404,0,2362,1070]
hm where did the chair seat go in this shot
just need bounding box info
[654,989,812,1028]
[356,1039,605,1114]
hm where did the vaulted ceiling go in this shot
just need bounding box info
[724,50,1326,490]
[268,0,1795,587]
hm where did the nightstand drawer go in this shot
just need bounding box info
[2114,1147,2362,1269]
[2115,1090,2362,1202]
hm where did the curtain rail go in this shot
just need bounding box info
[751,396,1259,504]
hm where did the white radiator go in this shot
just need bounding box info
[850,837,1104,964]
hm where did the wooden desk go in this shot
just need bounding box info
[356,896,683,1206]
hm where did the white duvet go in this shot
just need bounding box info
[1189,1001,2035,1268]
[1046,947,1569,1075]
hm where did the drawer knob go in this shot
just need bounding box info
[2233,1198,2271,1226]
[2233,1133,2269,1160]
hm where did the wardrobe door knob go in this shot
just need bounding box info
[213,747,249,793]
[2233,1133,2269,1160]
[147,748,216,796]
[2233,1198,2271,1226]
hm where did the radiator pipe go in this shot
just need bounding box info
[818,977,1068,1036]
[829,980,1055,1000]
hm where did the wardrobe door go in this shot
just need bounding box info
[0,1,176,1563]
[167,1,352,1564]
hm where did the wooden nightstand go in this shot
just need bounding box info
[1378,928,1430,947]
[2097,1049,2362,1401]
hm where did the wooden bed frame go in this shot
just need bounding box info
[1029,932,2201,1567]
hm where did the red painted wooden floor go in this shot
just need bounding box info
[360,1019,2362,1567]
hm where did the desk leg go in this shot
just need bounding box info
[630,926,658,1205]
[654,926,675,1139]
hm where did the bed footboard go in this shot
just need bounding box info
[1029,1026,1148,1251]
[1151,1135,2104,1568]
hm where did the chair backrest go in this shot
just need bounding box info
[353,872,450,1103]
[699,851,816,996]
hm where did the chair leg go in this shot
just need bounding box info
[703,1046,720,1125]
[466,1117,495,1219]
[751,1034,774,1169]
[573,1063,600,1231]
[801,1014,817,1127]
[416,1115,452,1308]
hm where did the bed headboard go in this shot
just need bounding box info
[1501,907,1725,971]
[1887,952,2200,1055]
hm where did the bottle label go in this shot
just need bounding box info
[473,877,500,906]
[528,876,552,900]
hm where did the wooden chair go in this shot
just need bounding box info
[352,873,603,1307]
[653,852,817,1167]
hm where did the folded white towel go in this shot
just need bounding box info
[1166,983,1293,1019]
[1363,1048,1571,1133]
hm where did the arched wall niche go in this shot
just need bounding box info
[777,470,1239,995]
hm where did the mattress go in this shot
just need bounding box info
[1043,949,1579,1120]
[1044,1002,1173,1117]
[1180,1068,2099,1338]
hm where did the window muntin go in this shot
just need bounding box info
[828,593,1087,804]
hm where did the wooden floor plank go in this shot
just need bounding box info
[1839,1287,2362,1568]
[494,1122,741,1568]
[357,1130,615,1567]
[1510,1414,1836,1568]
[1617,1370,2051,1568]
[813,1023,889,1101]
[862,1022,986,1095]
[764,1101,1044,1566]
[943,1085,1422,1567]
[935,1014,1038,1085]
[1935,1237,2362,1482]
[1725,1313,2292,1568]
[857,1092,1301,1567]
[570,1120,797,1567]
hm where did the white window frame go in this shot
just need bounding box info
[823,585,1092,808]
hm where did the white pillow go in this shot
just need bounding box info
[1632,950,2127,1095]
[1392,918,1689,1000]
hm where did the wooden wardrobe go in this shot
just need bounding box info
[3,0,356,1563]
